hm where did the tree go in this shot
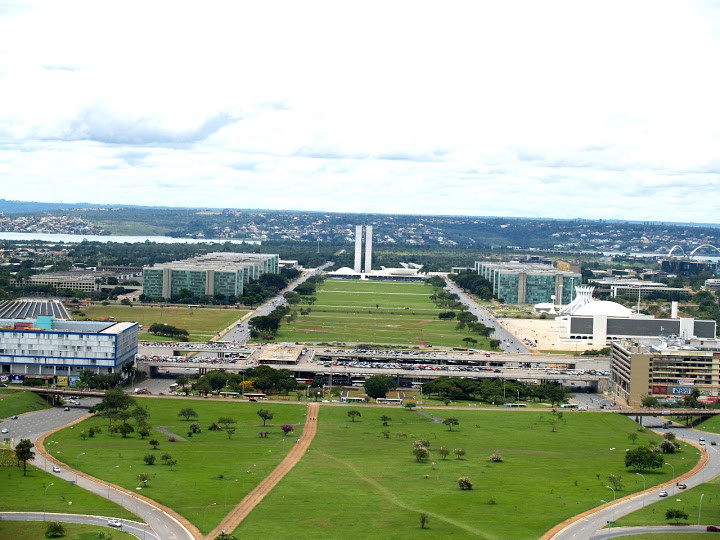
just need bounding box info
[144,454,156,465]
[624,446,664,472]
[413,445,430,462]
[94,386,135,426]
[218,417,237,429]
[179,408,198,421]
[256,409,273,426]
[138,426,151,439]
[14,438,35,476]
[438,446,450,460]
[443,417,459,431]
[137,472,150,486]
[226,428,236,439]
[665,509,688,524]
[660,439,678,454]
[458,477,473,490]
[149,439,160,450]
[281,424,294,435]
[454,448,466,460]
[364,375,395,399]
[419,513,429,529]
[404,401,417,410]
[161,453,172,464]
[641,395,659,408]
[628,433,638,445]
[380,415,391,426]
[45,521,66,538]
[118,422,135,438]
[347,410,361,422]
[607,473,623,490]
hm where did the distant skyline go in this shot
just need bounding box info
[1,1,720,222]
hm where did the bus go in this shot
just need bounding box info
[375,398,403,405]
[341,396,366,403]
[560,403,579,409]
[503,402,527,408]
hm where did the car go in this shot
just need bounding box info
[700,440,706,445]
[678,483,687,489]
[712,441,717,446]
[107,518,122,528]
[10,415,17,420]
[52,466,61,473]
[1,428,8,434]
[708,525,720,532]
[659,490,669,497]
[700,437,706,441]
[248,398,257,402]
[63,407,70,411]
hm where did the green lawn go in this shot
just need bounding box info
[0,521,137,540]
[0,389,52,418]
[691,414,720,434]
[234,408,697,540]
[75,305,247,342]
[275,279,496,349]
[0,449,140,521]
[49,398,306,534]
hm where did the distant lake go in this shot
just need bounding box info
[0,232,261,245]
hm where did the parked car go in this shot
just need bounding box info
[63,407,70,411]
[10,415,17,419]
[659,490,669,497]
[107,518,122,528]
[1,428,8,434]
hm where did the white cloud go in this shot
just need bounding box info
[1,0,720,222]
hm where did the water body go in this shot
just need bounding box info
[0,232,261,245]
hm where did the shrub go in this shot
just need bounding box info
[458,477,473,490]
[454,448,466,459]
[489,453,503,462]
[438,446,450,460]
[45,521,65,537]
[168,436,176,442]
[281,424,294,435]
[149,439,159,449]
[209,423,222,431]
[144,454,156,465]
[487,497,497,505]
[660,439,678,454]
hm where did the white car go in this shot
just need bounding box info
[52,466,61,473]
[1,428,8,434]
[107,518,122,528]
[659,490,669,497]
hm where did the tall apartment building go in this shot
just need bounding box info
[474,261,580,305]
[354,225,373,273]
[611,338,720,407]
[0,316,138,385]
[142,252,279,300]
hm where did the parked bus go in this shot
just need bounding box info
[376,398,403,405]
[560,403,579,409]
[341,396,366,403]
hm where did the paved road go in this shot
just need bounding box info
[2,400,196,540]
[549,417,720,539]
[0,511,158,539]
[443,278,530,353]
[589,524,711,539]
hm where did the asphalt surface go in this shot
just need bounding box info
[1,400,195,540]
[443,278,531,354]
[0,511,158,539]
[551,416,720,539]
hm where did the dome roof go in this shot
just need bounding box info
[573,300,633,317]
[331,267,359,275]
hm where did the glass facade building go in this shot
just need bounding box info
[475,261,580,305]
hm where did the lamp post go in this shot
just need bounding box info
[636,473,646,507]
[75,452,85,482]
[224,479,238,508]
[109,465,119,498]
[664,461,675,482]
[699,493,705,526]
[606,485,615,501]
[44,483,55,521]
[202,502,216,532]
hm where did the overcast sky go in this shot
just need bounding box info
[1,1,720,222]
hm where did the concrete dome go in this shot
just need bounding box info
[573,300,633,318]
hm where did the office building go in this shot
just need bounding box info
[142,252,279,300]
[0,316,139,386]
[474,261,580,305]
[354,225,373,273]
[611,338,720,407]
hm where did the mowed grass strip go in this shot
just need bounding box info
[49,398,306,534]
[0,389,52,418]
[234,408,697,540]
[77,305,247,342]
[277,279,493,348]
[0,521,138,540]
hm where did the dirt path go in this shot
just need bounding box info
[205,402,320,539]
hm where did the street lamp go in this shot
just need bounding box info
[75,452,85,482]
[44,483,55,521]
[202,502,217,532]
[224,479,238,508]
[699,493,705,526]
[664,461,675,482]
[109,465,119,498]
[606,485,615,501]
[636,473,646,506]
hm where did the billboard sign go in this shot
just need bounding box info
[57,376,68,387]
[69,377,80,388]
[677,379,694,386]
[671,386,693,395]
[10,374,24,384]
[652,385,668,395]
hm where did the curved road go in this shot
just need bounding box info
[548,417,720,539]
[1,401,195,540]
[0,511,157,539]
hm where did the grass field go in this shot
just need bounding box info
[234,407,697,539]
[274,280,496,349]
[49,397,306,534]
[692,415,720,434]
[0,449,139,521]
[75,305,247,342]
[0,388,52,418]
[0,521,137,540]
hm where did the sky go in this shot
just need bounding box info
[1,1,720,222]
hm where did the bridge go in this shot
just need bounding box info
[614,408,720,418]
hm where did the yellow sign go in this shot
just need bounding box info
[57,376,68,387]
